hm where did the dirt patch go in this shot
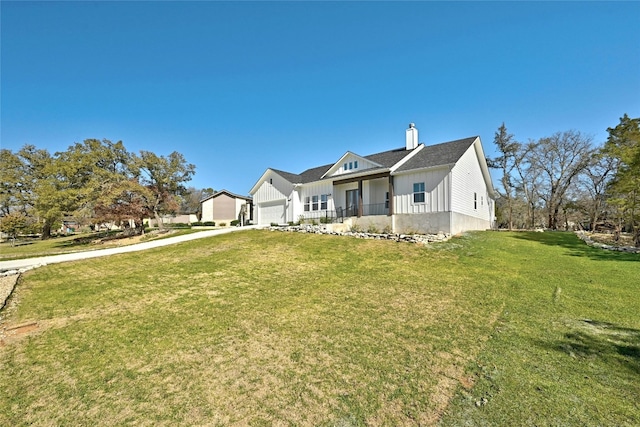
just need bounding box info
[0,321,38,346]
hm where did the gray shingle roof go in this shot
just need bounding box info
[271,136,477,184]
[395,137,477,172]
[364,147,412,168]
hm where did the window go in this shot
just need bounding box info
[344,163,348,171]
[321,194,328,210]
[413,182,425,203]
[354,161,358,169]
[304,197,310,212]
[349,162,353,170]
[385,191,389,209]
[481,196,484,206]
[474,192,477,210]
[269,178,273,185]
[312,195,319,211]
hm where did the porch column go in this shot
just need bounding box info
[388,175,394,216]
[358,179,363,218]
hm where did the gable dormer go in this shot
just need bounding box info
[321,152,384,179]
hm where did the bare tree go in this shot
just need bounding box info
[577,153,616,230]
[526,131,594,229]
[513,141,544,228]
[488,123,521,230]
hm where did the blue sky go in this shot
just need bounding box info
[2,1,639,195]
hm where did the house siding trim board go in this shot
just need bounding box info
[249,125,496,234]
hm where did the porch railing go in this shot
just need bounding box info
[297,203,390,225]
[339,203,389,218]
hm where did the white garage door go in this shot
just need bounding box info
[259,201,286,225]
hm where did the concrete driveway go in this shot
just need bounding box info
[0,226,262,272]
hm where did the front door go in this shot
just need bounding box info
[346,189,359,217]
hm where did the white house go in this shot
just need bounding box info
[249,124,497,235]
[200,190,253,225]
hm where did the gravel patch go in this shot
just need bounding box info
[0,274,20,311]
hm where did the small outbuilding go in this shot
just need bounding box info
[200,190,253,225]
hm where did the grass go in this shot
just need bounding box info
[0,230,638,425]
[0,228,202,261]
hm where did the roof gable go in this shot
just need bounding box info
[201,189,252,203]
[321,151,384,179]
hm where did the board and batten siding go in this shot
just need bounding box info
[450,142,492,221]
[392,167,451,214]
[297,181,334,218]
[252,171,293,204]
[328,155,381,177]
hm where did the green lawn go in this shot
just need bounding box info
[0,228,201,261]
[0,230,638,425]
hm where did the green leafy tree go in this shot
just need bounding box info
[602,114,640,246]
[16,145,63,239]
[0,149,31,216]
[55,139,132,227]
[132,151,196,229]
[0,211,29,245]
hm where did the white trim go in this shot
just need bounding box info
[320,151,384,179]
[390,143,425,172]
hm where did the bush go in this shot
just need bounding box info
[166,223,190,229]
[366,225,380,234]
[349,223,362,233]
[219,222,227,227]
[230,220,240,226]
[191,221,203,226]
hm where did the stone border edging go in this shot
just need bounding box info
[575,231,640,254]
[269,224,452,244]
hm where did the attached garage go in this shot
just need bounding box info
[258,200,286,225]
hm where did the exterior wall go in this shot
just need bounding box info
[449,212,492,235]
[450,142,493,223]
[328,155,380,177]
[252,171,294,205]
[392,167,451,214]
[393,212,452,234]
[297,180,334,221]
[201,198,214,222]
[202,194,251,223]
[213,193,236,221]
[148,214,198,227]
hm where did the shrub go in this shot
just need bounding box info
[230,220,240,226]
[203,221,216,226]
[219,222,227,227]
[191,221,203,226]
[366,225,380,234]
[166,223,190,229]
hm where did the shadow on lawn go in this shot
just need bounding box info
[510,231,639,262]
[537,319,640,376]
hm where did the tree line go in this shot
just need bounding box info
[0,139,204,239]
[490,114,640,246]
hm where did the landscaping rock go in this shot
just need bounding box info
[269,225,452,245]
[575,231,640,254]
